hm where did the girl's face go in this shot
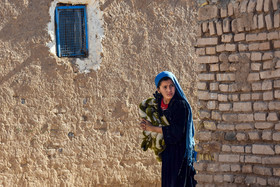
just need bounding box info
[157,79,175,103]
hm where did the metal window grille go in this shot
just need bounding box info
[55,5,88,57]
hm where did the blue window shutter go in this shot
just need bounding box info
[55,5,88,57]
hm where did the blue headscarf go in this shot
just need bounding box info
[155,71,195,166]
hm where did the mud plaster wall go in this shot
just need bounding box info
[0,0,197,186]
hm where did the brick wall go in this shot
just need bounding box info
[195,0,280,186]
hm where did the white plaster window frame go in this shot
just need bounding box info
[47,0,104,73]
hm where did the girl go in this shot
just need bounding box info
[140,71,196,187]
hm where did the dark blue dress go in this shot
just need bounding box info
[160,98,196,187]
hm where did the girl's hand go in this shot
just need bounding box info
[140,118,152,131]
[140,119,162,134]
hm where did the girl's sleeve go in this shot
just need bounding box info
[162,100,188,145]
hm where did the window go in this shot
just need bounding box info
[55,5,88,57]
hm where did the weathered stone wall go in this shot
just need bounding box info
[195,0,280,186]
[0,0,197,186]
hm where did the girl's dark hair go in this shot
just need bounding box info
[157,77,172,88]
[154,77,180,115]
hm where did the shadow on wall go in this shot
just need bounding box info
[0,46,50,87]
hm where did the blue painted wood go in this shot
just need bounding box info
[55,5,88,57]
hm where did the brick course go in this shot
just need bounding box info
[248,0,257,12]
[233,102,252,112]
[198,5,219,21]
[196,1,280,186]
[274,12,280,28]
[196,37,218,47]
[252,144,275,155]
[197,56,219,64]
[264,0,271,12]
[219,154,240,162]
